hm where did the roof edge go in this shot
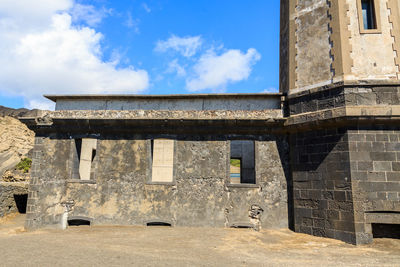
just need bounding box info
[44,93,284,102]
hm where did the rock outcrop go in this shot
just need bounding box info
[0,116,35,177]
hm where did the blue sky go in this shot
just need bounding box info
[0,0,280,109]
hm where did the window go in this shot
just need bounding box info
[362,0,376,29]
[151,139,174,183]
[72,138,97,180]
[357,0,380,33]
[230,141,255,184]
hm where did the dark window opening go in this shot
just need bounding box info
[362,0,377,30]
[13,194,27,214]
[230,141,255,184]
[372,224,400,239]
[91,148,96,162]
[147,222,172,227]
[68,219,91,226]
[150,139,154,159]
[71,139,82,180]
[75,138,82,161]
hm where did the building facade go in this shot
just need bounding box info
[280,0,400,244]
[21,0,400,244]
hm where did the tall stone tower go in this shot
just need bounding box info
[280,0,400,92]
[281,0,400,244]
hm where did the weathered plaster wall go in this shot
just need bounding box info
[347,0,398,80]
[295,0,332,90]
[25,135,289,230]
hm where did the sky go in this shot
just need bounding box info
[0,0,280,110]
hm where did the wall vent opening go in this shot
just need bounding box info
[231,224,253,229]
[68,219,91,226]
[13,194,27,214]
[146,222,172,227]
[372,224,400,239]
[232,225,252,229]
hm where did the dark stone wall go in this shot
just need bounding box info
[288,84,400,115]
[290,125,400,244]
[290,129,356,244]
[279,0,289,93]
[349,127,400,243]
[25,134,290,230]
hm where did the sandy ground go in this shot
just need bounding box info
[0,214,399,267]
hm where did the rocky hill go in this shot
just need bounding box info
[0,105,40,118]
[0,106,36,177]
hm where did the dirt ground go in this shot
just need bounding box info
[0,214,399,267]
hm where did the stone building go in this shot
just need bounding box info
[20,0,400,244]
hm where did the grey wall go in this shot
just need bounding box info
[25,134,289,230]
[290,129,356,244]
[54,96,281,111]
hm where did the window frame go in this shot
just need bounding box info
[357,0,381,34]
[227,140,258,188]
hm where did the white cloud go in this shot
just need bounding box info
[262,87,278,93]
[0,0,149,109]
[142,3,151,13]
[186,48,261,92]
[70,4,112,27]
[155,35,203,58]
[167,59,186,77]
[125,12,140,33]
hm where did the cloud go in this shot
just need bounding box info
[70,3,112,27]
[186,48,261,92]
[262,87,278,93]
[142,3,151,13]
[167,59,186,77]
[155,35,203,58]
[125,12,140,33]
[0,0,149,109]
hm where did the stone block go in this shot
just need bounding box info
[366,171,386,181]
[327,210,339,220]
[357,162,373,171]
[350,152,371,161]
[385,182,400,192]
[334,191,346,201]
[373,161,392,172]
[376,134,389,142]
[385,142,400,151]
[333,221,355,232]
[357,142,373,152]
[371,142,385,152]
[387,172,400,181]
[392,163,400,172]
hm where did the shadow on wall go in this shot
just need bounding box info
[276,135,294,230]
